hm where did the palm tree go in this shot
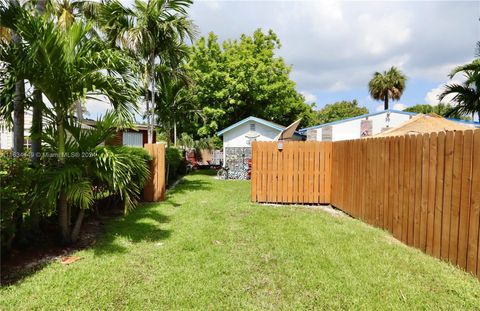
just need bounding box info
[0,6,139,242]
[31,0,48,164]
[440,42,480,121]
[440,71,480,121]
[155,60,204,146]
[368,66,407,110]
[97,0,197,144]
[35,113,150,242]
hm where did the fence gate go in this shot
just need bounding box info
[251,141,332,204]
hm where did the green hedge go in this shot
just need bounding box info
[0,154,46,253]
[166,147,187,184]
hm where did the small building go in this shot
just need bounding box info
[300,109,479,142]
[81,119,155,147]
[217,116,303,169]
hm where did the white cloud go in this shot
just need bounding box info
[189,0,478,97]
[393,103,407,111]
[425,77,464,106]
[301,91,317,104]
[375,104,384,112]
[85,97,111,119]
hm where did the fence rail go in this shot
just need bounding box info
[251,130,480,278]
[251,141,332,204]
[143,143,166,202]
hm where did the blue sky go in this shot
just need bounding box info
[87,0,480,119]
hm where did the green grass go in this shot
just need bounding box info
[1,171,480,310]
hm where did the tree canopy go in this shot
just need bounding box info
[314,100,368,125]
[186,29,315,137]
[368,66,406,110]
[403,103,471,120]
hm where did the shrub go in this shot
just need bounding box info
[0,154,45,254]
[166,147,186,183]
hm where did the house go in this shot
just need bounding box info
[0,111,33,150]
[217,116,303,169]
[0,115,155,150]
[299,109,479,142]
[81,119,156,147]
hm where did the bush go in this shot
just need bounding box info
[94,146,151,212]
[166,147,186,183]
[0,154,45,254]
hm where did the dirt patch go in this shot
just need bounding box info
[1,217,105,285]
[1,201,128,286]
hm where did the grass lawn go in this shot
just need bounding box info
[1,171,480,310]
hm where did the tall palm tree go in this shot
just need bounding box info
[0,5,139,242]
[368,66,407,110]
[7,2,26,155]
[97,0,197,144]
[31,0,47,164]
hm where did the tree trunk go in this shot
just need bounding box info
[148,52,155,144]
[173,120,177,146]
[31,89,42,163]
[13,79,25,155]
[145,66,151,144]
[31,0,45,164]
[71,209,85,243]
[57,119,70,244]
[75,99,83,122]
[384,95,389,110]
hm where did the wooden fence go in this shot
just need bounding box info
[251,141,332,204]
[143,143,166,202]
[331,130,480,277]
[251,130,480,277]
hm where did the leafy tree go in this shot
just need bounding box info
[314,100,368,124]
[440,42,480,120]
[187,30,314,137]
[368,66,407,110]
[403,103,471,120]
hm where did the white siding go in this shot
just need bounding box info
[122,132,143,147]
[312,111,413,141]
[222,120,282,165]
[222,121,281,148]
[0,111,33,150]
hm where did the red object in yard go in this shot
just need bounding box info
[248,159,252,178]
[186,150,197,167]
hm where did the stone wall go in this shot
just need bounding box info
[225,147,251,171]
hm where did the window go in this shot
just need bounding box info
[250,123,255,131]
[122,132,143,147]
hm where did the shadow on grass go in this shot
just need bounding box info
[93,172,214,256]
[93,208,171,256]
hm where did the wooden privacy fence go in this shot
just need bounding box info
[251,141,332,204]
[143,143,166,202]
[251,130,480,278]
[331,130,480,277]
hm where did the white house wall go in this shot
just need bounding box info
[222,120,282,167]
[311,112,413,142]
[0,112,33,150]
[223,121,281,148]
